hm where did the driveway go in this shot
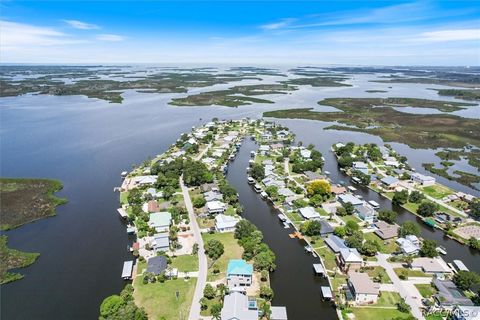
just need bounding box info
[377,254,425,320]
[181,176,208,320]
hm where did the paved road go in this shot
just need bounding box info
[377,254,425,320]
[181,176,207,320]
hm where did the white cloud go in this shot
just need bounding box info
[96,34,125,42]
[0,20,85,47]
[260,18,296,30]
[415,29,480,42]
[63,19,99,30]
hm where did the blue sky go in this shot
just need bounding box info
[1,1,479,65]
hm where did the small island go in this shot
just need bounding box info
[0,178,68,230]
[0,235,39,284]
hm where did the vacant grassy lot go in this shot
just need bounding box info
[171,254,199,272]
[0,235,39,284]
[376,291,402,307]
[362,266,391,283]
[316,246,337,271]
[351,307,412,320]
[133,276,197,320]
[394,268,432,278]
[202,232,244,281]
[363,232,399,254]
[415,283,437,298]
[0,178,68,230]
[422,184,454,199]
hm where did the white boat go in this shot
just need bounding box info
[368,200,380,209]
[304,246,313,253]
[283,222,290,228]
[436,246,447,255]
[356,194,363,199]
[324,171,330,175]
[247,177,255,184]
[347,186,357,192]
[278,214,287,222]
[351,177,361,184]
[254,184,262,193]
[260,191,268,199]
[121,171,128,178]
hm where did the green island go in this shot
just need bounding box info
[370,74,480,88]
[365,90,388,93]
[169,84,297,107]
[0,71,261,103]
[0,235,40,284]
[263,97,480,149]
[434,89,480,101]
[422,163,480,191]
[281,76,351,87]
[0,178,68,230]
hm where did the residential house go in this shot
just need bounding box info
[148,212,172,233]
[325,235,348,253]
[338,194,364,207]
[355,203,376,224]
[206,200,226,214]
[396,235,420,255]
[304,171,325,181]
[227,259,253,288]
[215,214,239,233]
[151,232,170,252]
[221,292,258,320]
[204,190,223,202]
[319,220,334,237]
[278,188,296,197]
[374,221,399,240]
[384,157,400,167]
[380,176,400,189]
[300,149,312,159]
[347,272,380,304]
[411,257,451,276]
[352,162,369,174]
[411,173,436,186]
[338,248,363,272]
[433,279,474,307]
[298,207,321,220]
[331,185,347,195]
[146,255,168,275]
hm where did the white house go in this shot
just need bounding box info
[215,214,239,233]
[227,259,253,287]
[151,232,170,252]
[396,235,420,255]
[300,149,312,159]
[355,204,376,224]
[338,194,364,206]
[221,292,258,320]
[411,172,436,186]
[348,272,380,305]
[148,212,172,233]
[206,201,227,214]
[298,207,321,220]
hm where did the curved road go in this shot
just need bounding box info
[181,176,207,320]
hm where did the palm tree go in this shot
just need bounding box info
[260,302,271,320]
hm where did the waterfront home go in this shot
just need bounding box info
[319,220,334,237]
[146,255,168,275]
[221,292,258,320]
[380,175,400,189]
[202,157,215,166]
[325,235,348,253]
[270,143,284,150]
[433,279,474,307]
[322,202,340,215]
[132,175,157,186]
[374,221,399,240]
[411,257,451,276]
[452,306,480,320]
[278,187,295,197]
[262,176,285,188]
[396,235,420,255]
[152,232,170,252]
[298,206,321,220]
[304,171,326,181]
[201,183,219,192]
[384,157,400,167]
[262,133,273,140]
[227,259,253,288]
[331,185,347,195]
[348,272,380,305]
[352,162,369,174]
[145,188,162,199]
[271,306,288,320]
[264,165,275,177]
[338,248,363,272]
[338,194,364,207]
[347,272,380,305]
[277,130,289,139]
[355,203,376,224]
[259,145,270,155]
[411,172,436,186]
[300,148,312,159]
[206,200,227,214]
[204,190,223,202]
[148,212,172,233]
[215,214,239,233]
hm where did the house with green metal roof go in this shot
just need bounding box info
[227,259,253,288]
[148,211,172,232]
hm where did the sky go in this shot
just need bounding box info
[1,0,479,65]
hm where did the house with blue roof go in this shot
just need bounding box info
[380,175,399,189]
[227,259,253,288]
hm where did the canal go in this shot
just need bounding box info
[226,138,337,320]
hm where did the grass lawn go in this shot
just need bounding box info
[375,291,402,307]
[133,276,197,320]
[351,307,411,320]
[286,211,303,222]
[330,274,347,293]
[200,297,222,317]
[197,217,215,229]
[120,191,129,205]
[316,246,337,271]
[340,215,362,224]
[394,268,432,278]
[202,232,244,281]
[363,232,399,254]
[415,283,437,298]
[422,184,454,199]
[362,266,391,283]
[225,206,237,216]
[171,254,199,272]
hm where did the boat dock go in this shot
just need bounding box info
[313,263,326,277]
[289,231,304,239]
[321,286,333,301]
[121,260,134,280]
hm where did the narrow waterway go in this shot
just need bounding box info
[226,138,337,320]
